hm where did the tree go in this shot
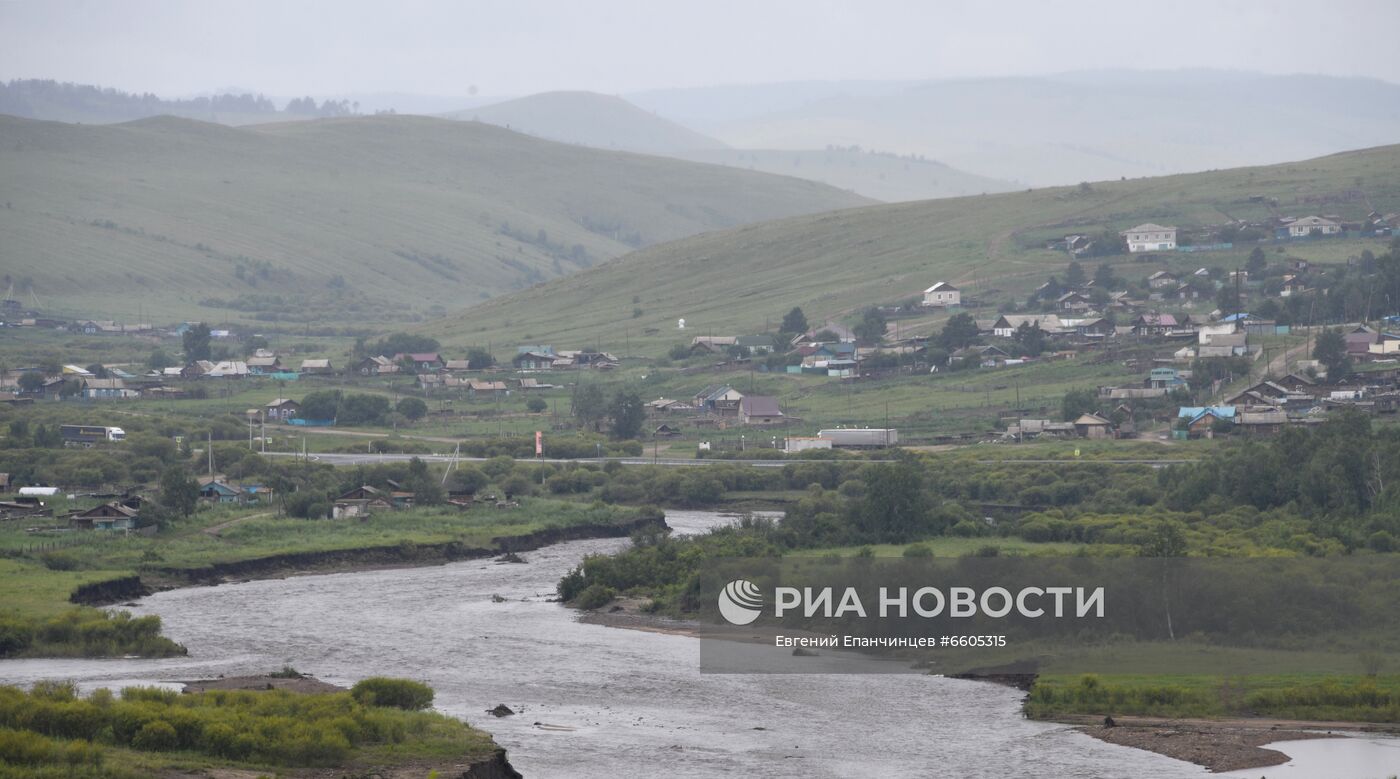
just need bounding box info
[299,390,341,421]
[1246,246,1268,275]
[17,372,44,393]
[148,349,175,370]
[572,384,608,430]
[850,462,931,543]
[466,348,495,369]
[852,307,888,343]
[243,335,269,355]
[608,390,645,440]
[938,312,980,350]
[1014,321,1047,357]
[526,397,548,413]
[447,466,488,495]
[1065,261,1086,287]
[1061,388,1098,421]
[1093,263,1116,289]
[369,333,439,358]
[85,363,108,379]
[338,394,391,426]
[396,397,428,421]
[182,323,212,361]
[780,307,808,335]
[1313,328,1351,379]
[404,456,442,505]
[158,466,200,519]
[1215,285,1241,318]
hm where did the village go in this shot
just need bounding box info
[2,208,1399,522]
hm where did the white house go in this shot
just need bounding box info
[922,281,961,308]
[1122,223,1178,253]
[1287,216,1341,238]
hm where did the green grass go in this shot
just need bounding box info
[0,113,866,325]
[427,144,1400,355]
[1027,671,1400,722]
[784,536,1096,558]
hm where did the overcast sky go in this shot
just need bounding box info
[3,0,1399,98]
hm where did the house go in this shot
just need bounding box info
[443,359,471,372]
[300,359,334,375]
[1147,270,1179,289]
[1073,413,1113,439]
[69,502,140,531]
[792,323,857,344]
[1057,291,1092,312]
[1236,409,1289,436]
[693,384,744,414]
[1197,332,1248,358]
[203,361,249,378]
[735,335,777,355]
[1197,323,1238,345]
[1287,216,1341,238]
[689,336,738,354]
[333,486,395,518]
[1346,326,1380,358]
[1225,380,1296,408]
[645,397,690,413]
[1147,367,1185,389]
[1178,406,1236,438]
[81,378,139,399]
[990,314,1066,338]
[739,396,785,425]
[354,355,400,376]
[393,353,445,372]
[518,378,557,391]
[466,379,508,397]
[247,355,282,374]
[1132,313,1188,337]
[1280,276,1306,297]
[922,281,961,308]
[266,398,300,420]
[515,351,559,371]
[1123,224,1178,253]
[198,480,245,504]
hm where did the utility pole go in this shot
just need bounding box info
[207,432,214,477]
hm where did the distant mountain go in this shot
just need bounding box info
[633,71,1400,187]
[0,113,869,324]
[674,147,1016,201]
[0,78,357,126]
[449,91,727,155]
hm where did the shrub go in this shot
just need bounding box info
[902,543,933,558]
[131,719,178,751]
[38,552,79,572]
[349,678,434,711]
[572,583,616,610]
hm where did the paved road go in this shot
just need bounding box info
[261,452,829,468]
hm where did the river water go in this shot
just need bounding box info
[0,511,1394,778]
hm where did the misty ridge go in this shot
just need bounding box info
[6,69,1400,199]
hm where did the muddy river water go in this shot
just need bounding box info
[1,511,1394,778]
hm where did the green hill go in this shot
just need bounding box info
[0,113,869,324]
[425,143,1400,352]
[449,90,727,155]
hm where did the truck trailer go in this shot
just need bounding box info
[59,424,126,447]
[816,428,898,448]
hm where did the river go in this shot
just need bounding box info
[0,511,1393,778]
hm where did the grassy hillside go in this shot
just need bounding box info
[676,147,1016,201]
[426,143,1400,353]
[449,90,727,154]
[0,113,868,324]
[705,71,1400,186]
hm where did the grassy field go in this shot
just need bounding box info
[0,498,644,657]
[1027,670,1400,722]
[0,113,866,325]
[426,144,1400,355]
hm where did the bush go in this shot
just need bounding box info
[38,552,79,572]
[902,543,933,558]
[349,677,434,711]
[572,583,616,610]
[526,397,548,413]
[131,719,178,751]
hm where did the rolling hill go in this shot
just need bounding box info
[640,71,1400,187]
[0,113,869,324]
[448,91,727,155]
[674,148,1015,202]
[424,143,1400,352]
